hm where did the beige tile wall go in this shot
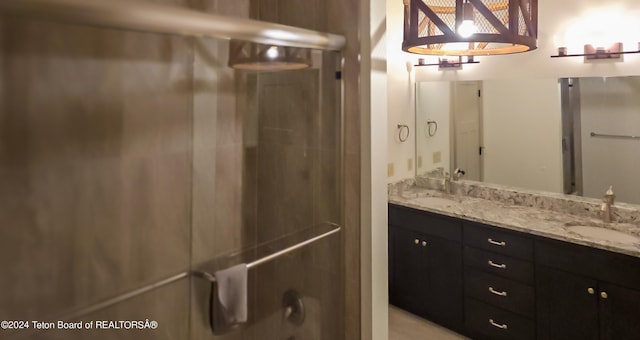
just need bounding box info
[0,16,192,323]
[1,0,361,339]
[24,280,190,340]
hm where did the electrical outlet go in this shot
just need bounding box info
[433,151,441,164]
[387,163,394,177]
[408,158,413,171]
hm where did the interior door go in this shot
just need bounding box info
[452,81,482,181]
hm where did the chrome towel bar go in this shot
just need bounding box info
[195,223,341,282]
[590,132,640,140]
[195,223,340,335]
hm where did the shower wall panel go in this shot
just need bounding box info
[0,17,193,337]
[0,0,350,339]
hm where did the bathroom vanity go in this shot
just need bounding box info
[388,181,640,340]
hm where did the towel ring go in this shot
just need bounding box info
[397,124,410,142]
[426,120,438,137]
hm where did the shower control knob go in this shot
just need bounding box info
[283,290,305,326]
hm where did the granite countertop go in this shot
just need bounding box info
[389,186,640,258]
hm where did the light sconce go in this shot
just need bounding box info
[228,40,312,71]
[402,0,538,56]
[585,43,623,60]
[415,56,479,70]
[552,42,640,61]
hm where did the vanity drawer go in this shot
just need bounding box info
[464,246,534,284]
[465,298,535,340]
[536,238,640,290]
[464,222,533,260]
[465,269,535,317]
[389,204,462,242]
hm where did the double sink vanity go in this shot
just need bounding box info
[388,177,640,339]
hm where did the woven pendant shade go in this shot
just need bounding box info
[402,0,538,56]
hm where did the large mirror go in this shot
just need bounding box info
[415,76,640,205]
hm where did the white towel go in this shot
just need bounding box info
[215,263,248,323]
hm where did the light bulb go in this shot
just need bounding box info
[458,20,476,38]
[266,46,279,59]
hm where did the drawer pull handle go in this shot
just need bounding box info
[421,241,427,247]
[488,238,506,247]
[489,287,508,297]
[488,260,507,269]
[414,239,419,245]
[587,287,595,295]
[489,319,508,330]
[600,291,608,299]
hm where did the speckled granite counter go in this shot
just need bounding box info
[388,180,640,258]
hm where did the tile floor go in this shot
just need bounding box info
[388,305,469,340]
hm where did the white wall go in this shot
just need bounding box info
[385,0,416,183]
[580,76,640,204]
[386,0,640,184]
[482,78,564,193]
[415,81,451,175]
[369,0,388,339]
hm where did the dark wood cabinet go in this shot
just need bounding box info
[536,238,640,340]
[389,226,427,313]
[463,222,536,340]
[388,205,463,331]
[536,266,599,340]
[599,282,640,340]
[536,265,640,340]
[389,203,640,340]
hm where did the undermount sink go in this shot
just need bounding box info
[567,225,640,245]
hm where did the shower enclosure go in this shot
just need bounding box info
[560,76,640,205]
[0,1,346,339]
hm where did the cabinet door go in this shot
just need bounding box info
[422,235,463,330]
[389,226,427,313]
[599,282,640,340]
[536,266,599,340]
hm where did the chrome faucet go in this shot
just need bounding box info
[442,172,451,194]
[443,168,466,194]
[453,168,466,181]
[600,186,615,223]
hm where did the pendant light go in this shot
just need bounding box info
[402,0,538,56]
[228,40,312,71]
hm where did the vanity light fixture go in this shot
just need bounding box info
[402,0,538,56]
[551,43,640,61]
[414,55,479,69]
[228,40,312,71]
